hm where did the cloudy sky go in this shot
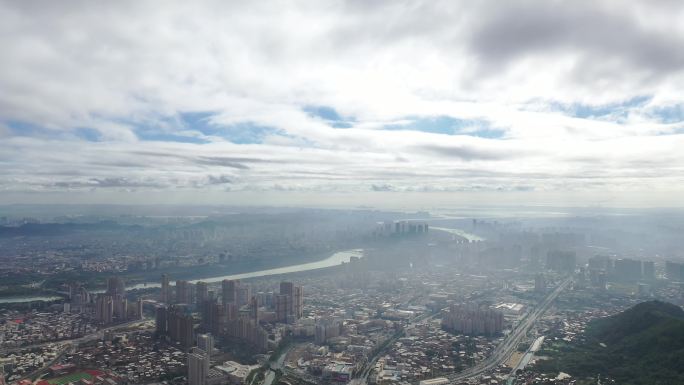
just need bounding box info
[1,0,684,209]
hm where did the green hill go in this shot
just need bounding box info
[536,301,684,385]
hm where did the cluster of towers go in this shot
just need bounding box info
[94,277,144,325]
[66,277,143,326]
[441,303,504,336]
[275,281,304,323]
[156,274,304,353]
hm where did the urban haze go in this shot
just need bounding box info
[2,2,684,385]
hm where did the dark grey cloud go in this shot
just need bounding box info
[468,2,684,75]
[129,151,259,169]
[370,184,395,192]
[51,177,167,189]
[413,144,511,161]
[194,156,250,169]
[206,174,232,185]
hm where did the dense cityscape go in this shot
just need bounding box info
[3,0,684,384]
[2,207,684,385]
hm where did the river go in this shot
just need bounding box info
[0,295,62,304]
[0,249,364,304]
[126,248,363,290]
[431,227,486,241]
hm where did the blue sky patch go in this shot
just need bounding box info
[74,127,102,141]
[129,113,284,144]
[303,105,354,128]
[548,95,651,120]
[383,116,504,138]
[648,104,684,124]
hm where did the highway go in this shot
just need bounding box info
[0,319,151,356]
[444,277,572,383]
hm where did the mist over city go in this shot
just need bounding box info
[2,1,684,385]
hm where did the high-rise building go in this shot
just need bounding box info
[588,255,613,271]
[375,220,429,236]
[613,258,642,281]
[176,280,190,304]
[167,305,194,348]
[196,281,208,305]
[136,298,144,320]
[161,274,171,303]
[279,281,294,297]
[275,294,290,323]
[209,303,225,335]
[294,286,304,319]
[197,333,213,361]
[534,273,546,293]
[315,317,343,344]
[250,296,259,324]
[237,285,251,307]
[113,295,127,320]
[642,261,656,281]
[95,295,114,325]
[441,304,504,336]
[546,250,576,273]
[188,351,208,385]
[155,306,168,334]
[666,261,684,281]
[222,279,239,305]
[106,277,125,296]
[224,317,269,352]
[278,281,303,322]
[280,282,294,317]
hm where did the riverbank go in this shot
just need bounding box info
[0,249,363,305]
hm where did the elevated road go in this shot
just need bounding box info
[444,277,572,383]
[0,319,150,355]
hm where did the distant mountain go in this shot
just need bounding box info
[0,221,140,237]
[536,301,684,385]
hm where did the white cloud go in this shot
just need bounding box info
[1,0,684,207]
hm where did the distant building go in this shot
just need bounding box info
[375,220,429,237]
[638,283,651,297]
[106,277,125,296]
[95,277,135,326]
[155,306,168,334]
[196,281,209,305]
[642,261,656,281]
[224,317,269,352]
[294,285,304,319]
[588,255,613,272]
[441,304,503,336]
[161,274,171,304]
[276,281,303,323]
[322,362,353,383]
[546,250,576,273]
[166,305,195,348]
[222,280,239,306]
[188,351,209,385]
[275,294,290,323]
[95,295,114,325]
[176,280,190,304]
[613,258,642,281]
[534,273,546,293]
[666,261,684,281]
[236,285,251,307]
[315,317,343,344]
[214,361,257,385]
[197,333,214,361]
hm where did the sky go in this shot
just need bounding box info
[1,0,684,209]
